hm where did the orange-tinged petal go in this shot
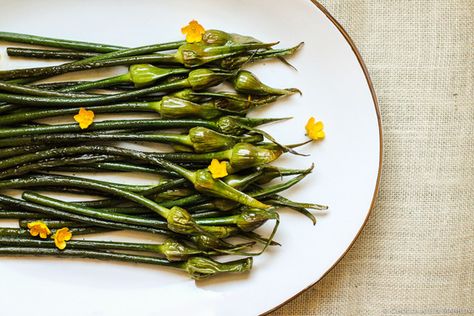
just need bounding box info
[74,107,95,129]
[181,20,205,43]
[27,221,51,239]
[52,227,72,250]
[55,240,67,250]
[29,227,39,237]
[208,159,228,179]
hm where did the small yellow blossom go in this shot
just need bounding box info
[208,159,228,179]
[73,107,95,129]
[181,20,205,43]
[305,117,325,141]
[27,221,51,239]
[52,227,72,250]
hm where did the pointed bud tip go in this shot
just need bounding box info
[286,88,302,95]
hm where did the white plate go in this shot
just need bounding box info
[0,0,381,315]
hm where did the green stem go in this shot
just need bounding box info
[188,173,312,212]
[0,81,95,98]
[7,47,99,59]
[19,219,91,229]
[0,146,49,159]
[0,237,152,252]
[267,194,328,210]
[14,42,184,84]
[59,73,132,92]
[17,177,186,210]
[0,227,111,237]
[90,207,151,215]
[0,154,115,179]
[0,118,215,138]
[0,209,48,219]
[59,67,190,93]
[0,54,179,81]
[264,199,316,225]
[0,32,126,52]
[159,194,208,209]
[0,132,193,148]
[0,175,171,218]
[0,236,209,260]
[72,199,127,208]
[0,76,192,107]
[22,191,169,230]
[248,173,311,199]
[0,102,155,126]
[77,162,178,177]
[0,246,252,279]
[0,246,176,267]
[0,193,173,236]
[0,116,280,138]
[0,104,17,114]
[0,145,269,210]
[196,215,239,226]
[218,43,304,69]
[21,191,263,233]
[160,170,266,209]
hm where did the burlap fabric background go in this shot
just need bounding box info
[270,1,473,315]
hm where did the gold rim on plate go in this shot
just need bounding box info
[263,1,383,314]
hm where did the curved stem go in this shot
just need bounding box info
[248,173,311,199]
[59,73,132,92]
[0,193,173,236]
[22,191,168,230]
[0,175,171,218]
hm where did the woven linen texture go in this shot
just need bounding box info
[271,0,474,315]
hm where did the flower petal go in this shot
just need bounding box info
[181,20,205,43]
[208,159,228,179]
[27,221,51,239]
[74,108,95,130]
[305,116,325,141]
[52,227,72,250]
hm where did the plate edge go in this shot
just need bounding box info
[262,1,383,314]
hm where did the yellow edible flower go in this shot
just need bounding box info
[208,159,228,179]
[74,107,95,129]
[305,117,325,141]
[181,20,205,43]
[27,221,51,239]
[52,227,72,250]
